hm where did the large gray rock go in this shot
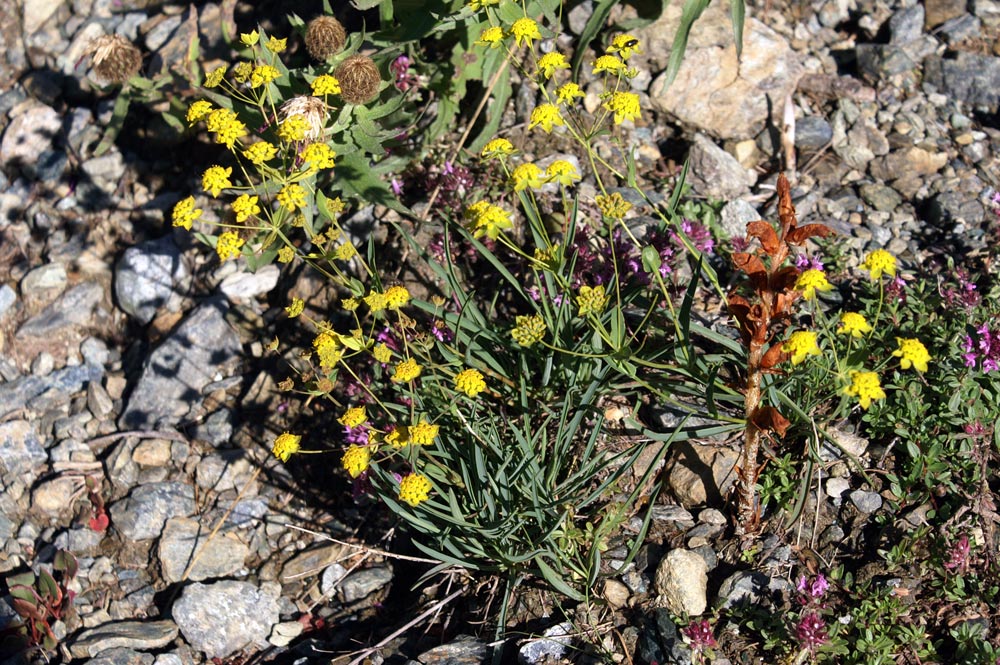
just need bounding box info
[0,420,46,489]
[119,297,241,429]
[69,620,179,659]
[158,517,250,583]
[924,52,1000,112]
[0,103,62,177]
[109,482,195,541]
[115,235,189,325]
[172,581,280,658]
[645,4,800,140]
[687,134,757,200]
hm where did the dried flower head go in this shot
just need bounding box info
[87,34,142,84]
[335,55,382,104]
[305,15,347,60]
[279,96,327,141]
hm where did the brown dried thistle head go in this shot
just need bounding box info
[280,95,328,141]
[87,34,142,84]
[335,55,382,104]
[305,16,347,61]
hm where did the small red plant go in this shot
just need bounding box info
[85,476,109,532]
[3,550,78,652]
[727,174,833,536]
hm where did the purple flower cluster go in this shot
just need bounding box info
[425,161,477,214]
[940,269,980,312]
[796,612,828,649]
[962,324,1000,372]
[390,55,418,91]
[794,575,829,652]
[943,533,971,573]
[682,619,718,653]
[678,219,715,254]
[795,253,824,272]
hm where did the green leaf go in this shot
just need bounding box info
[661,0,711,89]
[534,556,584,601]
[731,0,746,61]
[571,0,618,75]
[94,91,132,157]
[334,152,410,215]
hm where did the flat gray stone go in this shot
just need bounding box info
[0,420,46,488]
[119,297,241,429]
[16,282,104,339]
[69,620,179,659]
[172,581,280,659]
[109,482,195,541]
[158,517,250,583]
[0,363,103,416]
[115,235,188,324]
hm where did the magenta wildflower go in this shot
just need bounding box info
[795,254,824,271]
[681,619,717,651]
[797,574,829,600]
[391,177,404,195]
[944,534,971,573]
[390,54,417,91]
[796,611,828,649]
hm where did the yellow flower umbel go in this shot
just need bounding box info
[385,426,410,448]
[301,143,336,170]
[861,249,897,280]
[465,201,512,240]
[277,184,307,212]
[837,312,872,338]
[204,65,226,87]
[511,163,544,191]
[313,330,343,369]
[844,370,886,409]
[271,432,301,462]
[202,165,232,197]
[556,82,585,105]
[482,138,515,159]
[455,368,486,397]
[341,445,370,478]
[536,52,569,79]
[372,343,392,364]
[231,194,260,223]
[782,331,821,365]
[392,358,422,382]
[265,36,287,53]
[476,26,505,48]
[243,141,277,165]
[511,314,546,347]
[311,74,341,96]
[528,104,564,133]
[398,473,432,507]
[795,269,834,300]
[509,17,541,47]
[608,34,642,60]
[893,338,930,373]
[364,290,387,313]
[596,192,633,219]
[277,246,295,263]
[545,160,580,186]
[384,285,411,309]
[216,232,244,262]
[250,64,280,88]
[408,420,439,446]
[205,108,247,149]
[186,100,213,125]
[577,285,608,317]
[592,54,625,74]
[172,196,202,230]
[285,298,304,317]
[604,91,641,125]
[339,406,368,428]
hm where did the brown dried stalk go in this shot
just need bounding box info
[728,174,833,537]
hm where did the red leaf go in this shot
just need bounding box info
[89,513,110,532]
[787,223,834,245]
[752,406,791,437]
[746,221,781,255]
[761,343,789,370]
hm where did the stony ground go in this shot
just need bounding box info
[1,0,998,663]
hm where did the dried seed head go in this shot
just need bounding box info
[87,34,142,84]
[279,95,328,141]
[305,16,346,61]
[335,55,381,105]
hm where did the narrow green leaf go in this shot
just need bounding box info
[661,0,712,90]
[571,0,619,75]
[731,0,746,61]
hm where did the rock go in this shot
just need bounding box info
[85,647,155,665]
[267,621,304,648]
[131,439,173,467]
[88,381,115,418]
[32,477,79,515]
[939,14,982,42]
[158,517,250,583]
[23,0,66,33]
[0,363,103,415]
[925,0,968,28]
[869,147,949,181]
[826,477,850,499]
[0,284,16,319]
[832,107,889,169]
[850,489,883,514]
[16,282,104,341]
[339,565,392,603]
[415,636,489,664]
[518,622,572,664]
[646,4,800,140]
[81,150,125,194]
[281,544,348,583]
[819,426,869,462]
[0,420,46,488]
[218,264,280,300]
[719,199,762,240]
[109,482,196,541]
[603,579,630,609]
[974,0,1000,27]
[54,525,104,556]
[0,104,62,177]
[21,262,67,295]
[859,183,902,212]
[69,620,179,659]
[927,191,986,226]
[119,297,241,430]
[687,134,757,200]
[636,608,692,665]
[172,580,280,659]
[889,5,925,43]
[717,570,770,609]
[924,53,1000,112]
[192,409,234,447]
[653,549,708,616]
[319,563,348,597]
[195,450,257,493]
[115,235,189,325]
[795,116,834,150]
[666,442,739,508]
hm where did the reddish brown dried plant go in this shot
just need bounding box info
[727,174,833,537]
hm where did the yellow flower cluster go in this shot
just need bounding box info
[392,358,422,382]
[271,432,301,462]
[172,196,202,230]
[205,108,247,149]
[795,269,834,300]
[862,249,897,280]
[454,368,486,397]
[384,285,411,309]
[837,312,872,338]
[510,17,541,47]
[844,371,885,409]
[465,201,513,240]
[242,141,277,165]
[398,473,432,507]
[577,285,608,317]
[529,104,564,133]
[556,82,585,105]
[250,64,280,88]
[301,142,336,170]
[596,192,633,219]
[604,91,641,125]
[341,445,370,478]
[277,184,307,211]
[313,330,343,369]
[372,343,392,364]
[278,116,309,143]
[311,74,341,96]
[408,420,439,446]
[285,298,304,317]
[215,231,244,262]
[511,314,546,347]
[339,406,367,428]
[202,165,232,197]
[186,100,213,125]
[232,194,260,222]
[481,138,515,159]
[537,52,568,79]
[893,338,930,373]
[783,331,821,365]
